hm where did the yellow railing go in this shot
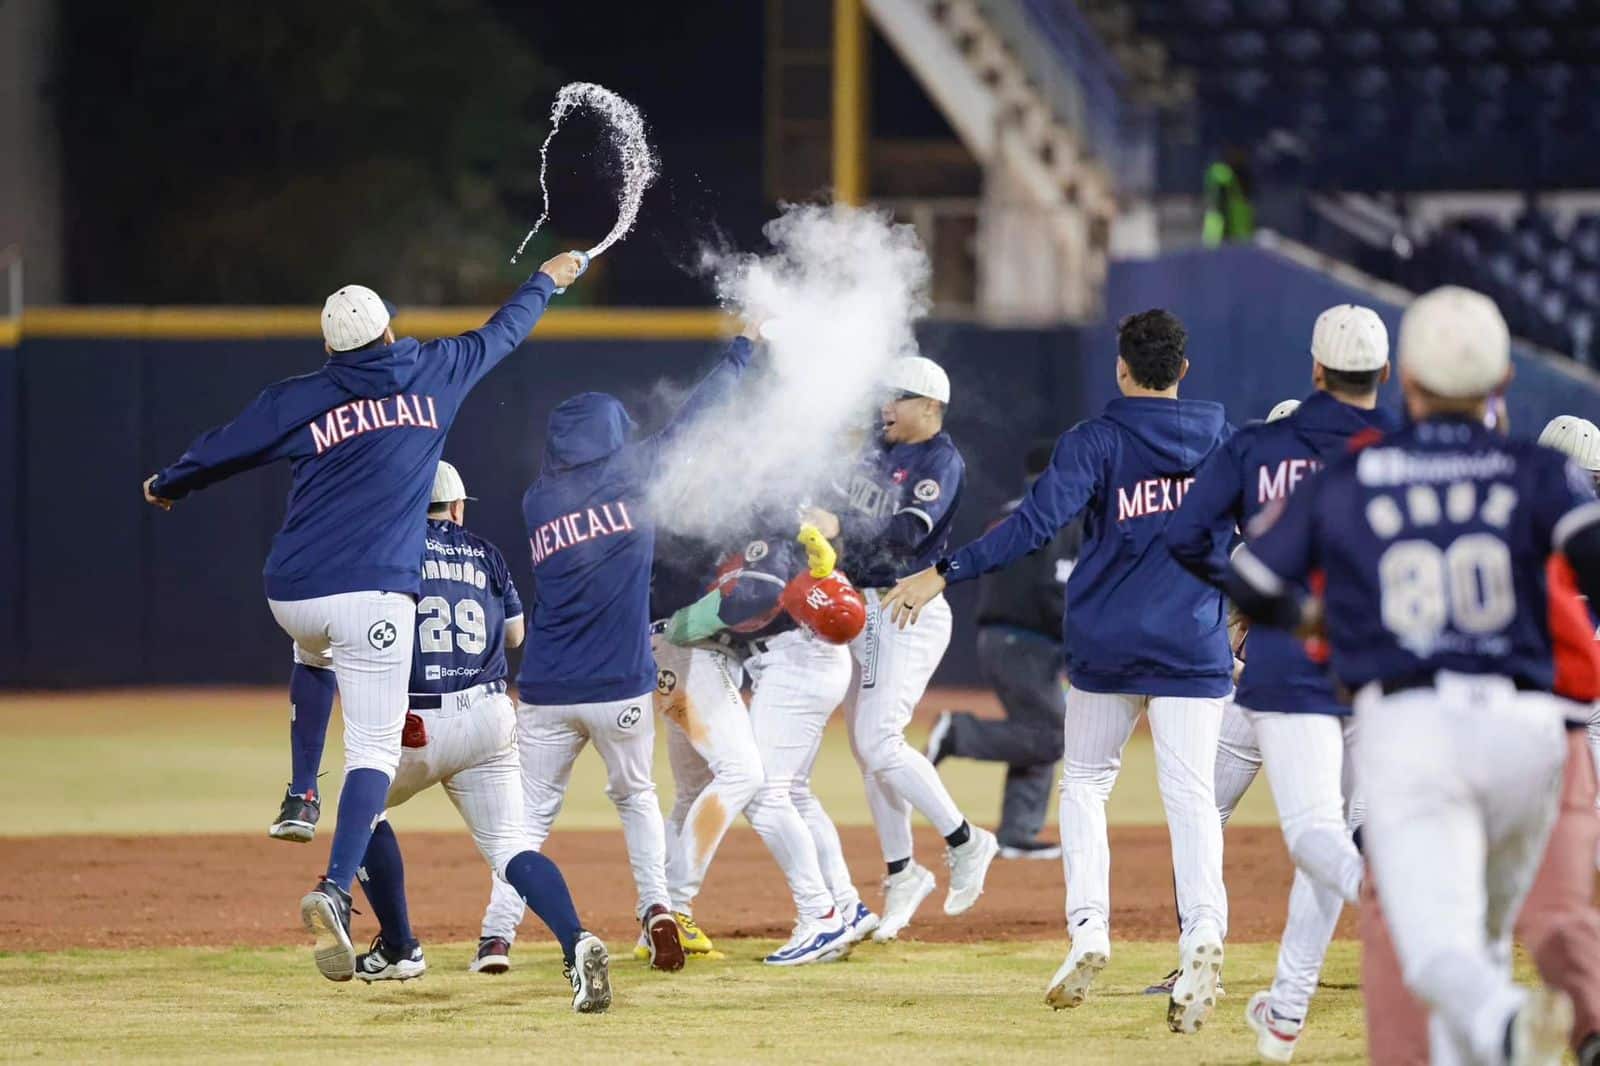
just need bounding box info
[7,306,732,344]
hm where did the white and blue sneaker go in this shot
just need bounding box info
[764,911,852,966]
[844,901,881,945]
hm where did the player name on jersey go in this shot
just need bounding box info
[1116,476,1196,522]
[529,502,636,566]
[308,394,442,455]
[421,557,491,589]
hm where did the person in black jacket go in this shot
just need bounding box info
[925,442,1082,859]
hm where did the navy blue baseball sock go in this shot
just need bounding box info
[886,857,910,876]
[288,665,336,795]
[324,767,391,890]
[505,850,583,965]
[944,820,972,848]
[355,819,416,950]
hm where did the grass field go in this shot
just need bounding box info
[1,941,1377,1065]
[0,688,1279,836]
[2,689,1329,1065]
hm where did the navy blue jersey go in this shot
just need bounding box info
[711,535,809,639]
[1238,416,1600,692]
[151,273,558,601]
[515,338,753,705]
[1167,391,1401,715]
[836,432,964,588]
[947,397,1235,697]
[410,519,522,694]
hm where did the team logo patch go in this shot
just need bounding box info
[913,478,941,502]
[656,669,678,696]
[617,705,643,729]
[744,540,769,563]
[368,620,398,650]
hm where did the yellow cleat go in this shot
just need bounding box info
[674,912,715,955]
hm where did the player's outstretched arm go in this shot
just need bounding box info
[142,387,295,506]
[1165,436,1246,589]
[436,252,586,391]
[639,326,759,463]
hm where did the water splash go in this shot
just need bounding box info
[512,82,659,264]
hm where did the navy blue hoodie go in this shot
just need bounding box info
[151,273,558,601]
[516,338,753,705]
[946,396,1234,697]
[1166,390,1401,715]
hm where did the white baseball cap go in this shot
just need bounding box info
[1399,286,1510,399]
[322,284,392,352]
[1266,398,1301,423]
[1539,415,1600,472]
[1311,304,1389,371]
[884,356,951,405]
[431,461,476,505]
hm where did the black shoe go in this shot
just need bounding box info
[300,877,357,982]
[269,787,320,843]
[999,840,1063,861]
[356,935,426,982]
[469,936,512,975]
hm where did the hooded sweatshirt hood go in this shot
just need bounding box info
[544,392,636,472]
[322,336,420,399]
[1289,389,1396,461]
[1102,396,1229,472]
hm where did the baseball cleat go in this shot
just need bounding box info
[1045,923,1110,1010]
[944,826,1000,915]
[355,936,426,982]
[999,840,1062,861]
[567,933,612,1014]
[673,911,715,955]
[1245,991,1302,1063]
[1167,928,1225,1034]
[924,711,954,765]
[300,877,357,982]
[469,936,512,974]
[642,903,686,972]
[873,862,936,942]
[764,911,852,967]
[1144,966,1224,997]
[269,787,320,843]
[844,901,881,945]
[1508,986,1573,1066]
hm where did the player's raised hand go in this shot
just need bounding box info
[882,567,945,628]
[538,252,586,289]
[799,507,840,540]
[142,475,174,511]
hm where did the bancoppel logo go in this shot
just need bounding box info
[368,620,399,650]
[617,705,643,729]
[425,665,442,680]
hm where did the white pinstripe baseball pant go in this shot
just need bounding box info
[515,694,669,920]
[1060,688,1227,941]
[379,689,534,876]
[269,591,416,778]
[845,591,963,863]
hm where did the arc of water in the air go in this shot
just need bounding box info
[512,82,659,265]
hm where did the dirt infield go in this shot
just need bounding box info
[0,825,1350,951]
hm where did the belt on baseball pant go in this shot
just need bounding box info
[1378,671,1542,697]
[649,619,791,658]
[409,678,507,713]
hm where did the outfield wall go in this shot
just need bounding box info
[3,244,1597,688]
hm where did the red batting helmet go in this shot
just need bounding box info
[781,570,867,644]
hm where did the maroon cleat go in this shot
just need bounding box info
[642,903,686,972]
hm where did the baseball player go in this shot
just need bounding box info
[1539,414,1600,824]
[141,253,585,980]
[347,462,611,1012]
[925,442,1082,860]
[508,329,756,972]
[802,356,1000,942]
[1164,304,1400,1061]
[651,524,873,963]
[885,310,1235,1034]
[1355,410,1600,1066]
[1227,285,1600,1065]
